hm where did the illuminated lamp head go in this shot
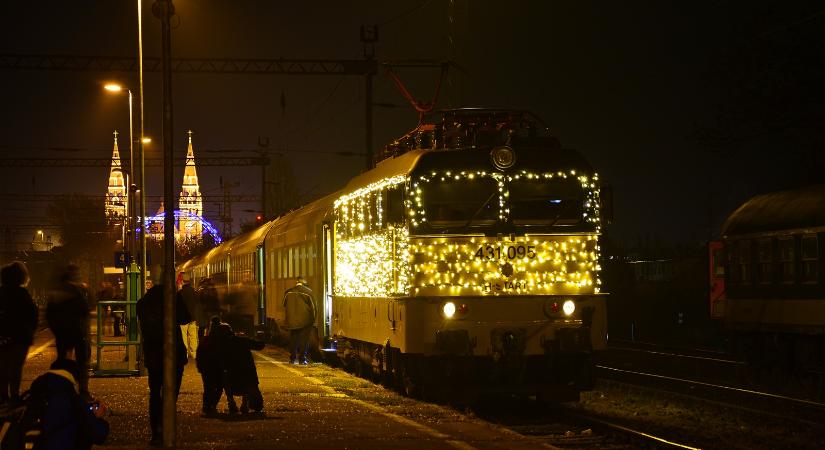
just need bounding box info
[490,146,516,170]
[562,299,576,316]
[442,302,457,319]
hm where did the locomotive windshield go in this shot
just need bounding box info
[509,178,584,226]
[412,173,596,234]
[423,178,498,227]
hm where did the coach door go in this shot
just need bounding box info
[322,223,334,340]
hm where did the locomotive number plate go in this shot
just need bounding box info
[474,244,536,260]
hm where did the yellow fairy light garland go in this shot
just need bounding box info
[334,170,602,298]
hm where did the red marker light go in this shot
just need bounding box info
[458,303,470,315]
[551,302,559,313]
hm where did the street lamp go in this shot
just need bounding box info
[104,83,136,259]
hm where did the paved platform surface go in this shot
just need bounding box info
[21,328,558,449]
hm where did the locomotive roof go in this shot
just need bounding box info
[342,149,427,192]
[722,183,825,237]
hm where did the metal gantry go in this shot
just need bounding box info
[0,53,375,75]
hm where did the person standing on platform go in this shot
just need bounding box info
[0,261,38,405]
[136,275,191,446]
[197,278,221,338]
[220,324,266,413]
[46,264,92,400]
[195,316,223,414]
[282,277,316,365]
[177,273,201,360]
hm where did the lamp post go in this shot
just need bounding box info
[104,84,135,258]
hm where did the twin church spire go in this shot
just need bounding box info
[105,130,203,240]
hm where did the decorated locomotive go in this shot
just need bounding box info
[179,109,610,400]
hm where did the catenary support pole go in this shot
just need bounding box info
[138,0,147,296]
[154,0,177,447]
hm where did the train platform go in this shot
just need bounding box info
[19,328,557,450]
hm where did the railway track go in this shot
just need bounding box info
[469,395,703,449]
[595,364,825,427]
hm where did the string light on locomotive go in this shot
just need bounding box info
[407,169,601,228]
[334,169,603,298]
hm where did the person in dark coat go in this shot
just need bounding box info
[136,278,191,445]
[207,321,239,413]
[197,278,221,337]
[0,261,38,404]
[46,264,92,399]
[177,273,201,360]
[195,316,225,414]
[220,326,266,414]
[282,277,316,364]
[37,358,109,450]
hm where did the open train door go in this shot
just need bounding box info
[708,240,726,319]
[321,222,335,348]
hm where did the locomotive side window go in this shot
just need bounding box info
[778,237,795,284]
[386,187,404,225]
[757,239,773,284]
[509,178,584,225]
[801,235,819,283]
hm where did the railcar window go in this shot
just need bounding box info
[288,248,294,278]
[730,240,752,284]
[509,178,584,225]
[299,245,305,278]
[423,178,498,226]
[778,237,795,283]
[802,235,819,283]
[758,239,772,284]
[308,244,315,277]
[386,187,404,225]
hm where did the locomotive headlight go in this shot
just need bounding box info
[442,302,457,319]
[562,300,576,316]
[490,146,516,169]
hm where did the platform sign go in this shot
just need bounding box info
[115,251,130,268]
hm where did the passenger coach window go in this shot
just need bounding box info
[510,178,584,225]
[758,239,773,284]
[731,240,752,284]
[778,237,795,283]
[802,235,819,283]
[423,178,498,225]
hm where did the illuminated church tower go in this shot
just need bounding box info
[178,130,203,239]
[105,131,128,221]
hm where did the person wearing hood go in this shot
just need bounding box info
[46,264,92,399]
[35,358,109,450]
[0,261,38,404]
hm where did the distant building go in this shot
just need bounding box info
[178,130,203,239]
[143,131,220,244]
[105,131,128,221]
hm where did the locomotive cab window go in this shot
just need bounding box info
[423,178,498,226]
[509,178,585,226]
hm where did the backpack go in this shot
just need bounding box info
[0,377,49,450]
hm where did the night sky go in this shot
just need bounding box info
[2,1,823,251]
